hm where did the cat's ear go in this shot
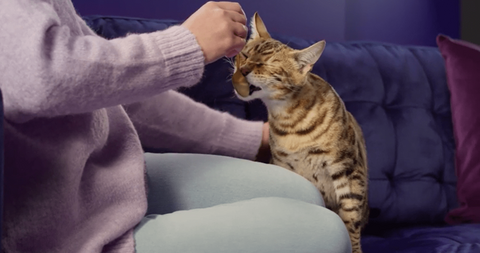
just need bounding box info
[250,12,271,40]
[294,40,326,74]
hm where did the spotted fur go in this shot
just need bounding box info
[233,13,369,253]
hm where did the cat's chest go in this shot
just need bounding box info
[271,147,337,206]
[271,146,328,173]
[270,133,318,153]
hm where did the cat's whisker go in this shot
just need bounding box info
[222,56,235,68]
[225,72,234,82]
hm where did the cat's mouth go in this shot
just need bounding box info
[232,69,262,98]
[249,84,262,95]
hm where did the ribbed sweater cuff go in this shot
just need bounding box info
[213,116,264,160]
[153,25,205,89]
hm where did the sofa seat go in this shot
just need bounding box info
[363,224,480,252]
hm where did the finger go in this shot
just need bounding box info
[216,2,244,15]
[225,36,246,58]
[226,10,247,25]
[233,22,248,39]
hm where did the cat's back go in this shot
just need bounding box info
[269,73,352,152]
[269,72,368,182]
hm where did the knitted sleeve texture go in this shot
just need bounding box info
[0,0,204,123]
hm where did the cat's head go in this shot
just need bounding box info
[232,12,326,102]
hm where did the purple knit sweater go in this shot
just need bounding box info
[0,0,263,252]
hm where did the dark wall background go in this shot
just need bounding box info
[72,0,460,47]
[461,0,480,45]
[345,0,459,47]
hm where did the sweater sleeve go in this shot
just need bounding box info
[0,0,204,123]
[123,90,264,160]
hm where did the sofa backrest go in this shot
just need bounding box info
[254,35,459,226]
[83,16,458,226]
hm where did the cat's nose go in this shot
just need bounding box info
[240,66,251,76]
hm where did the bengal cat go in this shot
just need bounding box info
[232,13,369,253]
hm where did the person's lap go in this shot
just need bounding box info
[134,153,351,253]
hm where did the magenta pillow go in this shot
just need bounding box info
[437,35,480,224]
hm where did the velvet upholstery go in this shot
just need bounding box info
[82,16,480,253]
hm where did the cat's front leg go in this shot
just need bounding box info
[328,164,366,253]
[338,205,363,253]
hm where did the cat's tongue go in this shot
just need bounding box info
[232,70,250,97]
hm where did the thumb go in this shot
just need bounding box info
[225,48,241,58]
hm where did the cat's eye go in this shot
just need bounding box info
[240,52,248,59]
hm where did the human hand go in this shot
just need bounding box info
[255,122,271,163]
[182,1,248,64]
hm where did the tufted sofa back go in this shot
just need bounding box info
[249,35,459,226]
[83,16,458,226]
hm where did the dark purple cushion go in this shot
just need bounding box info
[437,35,480,224]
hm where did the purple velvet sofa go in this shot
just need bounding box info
[75,16,480,253]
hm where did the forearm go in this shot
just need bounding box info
[124,90,264,160]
